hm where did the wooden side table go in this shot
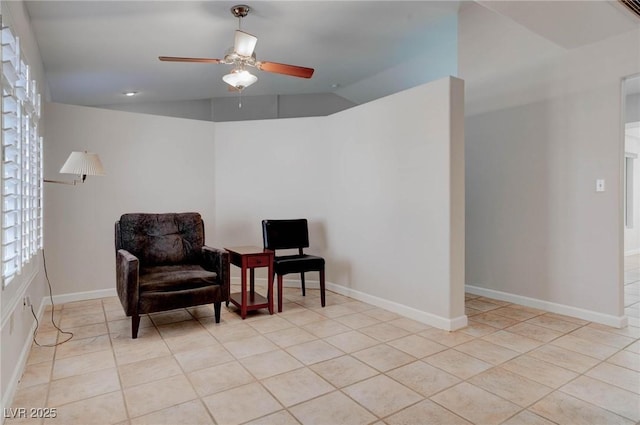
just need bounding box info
[225,246,274,319]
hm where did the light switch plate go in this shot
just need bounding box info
[596,179,605,192]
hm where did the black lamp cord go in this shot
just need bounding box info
[29,249,73,347]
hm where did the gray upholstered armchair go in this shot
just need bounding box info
[115,213,229,338]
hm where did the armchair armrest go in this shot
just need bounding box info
[116,249,139,316]
[202,246,230,301]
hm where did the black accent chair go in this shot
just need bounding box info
[262,219,325,312]
[115,213,229,338]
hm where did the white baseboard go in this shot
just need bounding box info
[45,288,117,306]
[326,283,467,331]
[230,277,467,330]
[1,299,46,425]
[466,284,628,329]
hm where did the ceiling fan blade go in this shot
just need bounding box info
[159,56,222,64]
[257,61,314,78]
[234,30,258,57]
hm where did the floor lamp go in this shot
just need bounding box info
[44,151,105,185]
[36,151,105,346]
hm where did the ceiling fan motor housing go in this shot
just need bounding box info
[231,5,251,18]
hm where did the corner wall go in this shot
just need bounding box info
[460,2,640,326]
[42,77,466,332]
[213,77,466,329]
[43,104,217,298]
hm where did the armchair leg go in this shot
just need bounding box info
[300,272,306,296]
[278,274,284,313]
[214,301,222,323]
[320,269,326,307]
[132,313,140,339]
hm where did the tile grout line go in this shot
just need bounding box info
[103,298,133,425]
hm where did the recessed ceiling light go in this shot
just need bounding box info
[331,83,340,89]
[123,91,138,97]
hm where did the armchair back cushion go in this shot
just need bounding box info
[116,213,204,265]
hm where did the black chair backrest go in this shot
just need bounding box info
[262,219,310,250]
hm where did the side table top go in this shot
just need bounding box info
[225,246,272,256]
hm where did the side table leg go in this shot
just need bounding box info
[249,268,255,302]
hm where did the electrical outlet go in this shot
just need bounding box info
[22,295,31,310]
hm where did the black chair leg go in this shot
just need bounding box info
[132,313,140,339]
[319,269,326,307]
[301,272,306,296]
[214,301,222,323]
[278,274,284,312]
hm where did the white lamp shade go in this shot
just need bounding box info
[222,69,258,90]
[234,30,257,57]
[59,151,105,176]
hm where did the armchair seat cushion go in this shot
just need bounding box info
[274,254,325,275]
[140,265,218,293]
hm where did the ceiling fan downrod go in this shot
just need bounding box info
[231,4,251,30]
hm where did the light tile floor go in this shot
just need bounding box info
[6,285,640,425]
[625,254,640,326]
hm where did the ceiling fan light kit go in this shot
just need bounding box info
[159,4,314,95]
[222,68,258,90]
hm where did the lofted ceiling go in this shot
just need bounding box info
[19,1,640,108]
[22,1,461,106]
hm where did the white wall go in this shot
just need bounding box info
[325,78,465,323]
[43,104,217,297]
[0,0,49,414]
[460,2,640,326]
[44,77,465,331]
[213,116,329,248]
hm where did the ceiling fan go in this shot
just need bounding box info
[159,4,314,92]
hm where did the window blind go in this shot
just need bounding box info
[2,23,43,287]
